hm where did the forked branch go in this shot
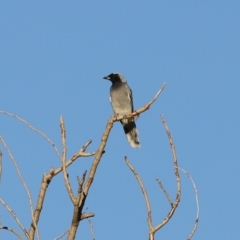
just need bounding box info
[124,115,181,240]
[60,117,76,204]
[29,139,95,239]
[125,115,199,240]
[153,115,181,233]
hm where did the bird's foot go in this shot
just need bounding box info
[131,111,140,119]
[114,114,120,121]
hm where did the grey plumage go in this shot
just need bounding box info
[103,73,140,148]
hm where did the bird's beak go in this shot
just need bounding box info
[103,76,110,80]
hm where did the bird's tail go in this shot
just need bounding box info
[121,119,140,148]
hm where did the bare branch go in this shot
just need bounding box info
[28,174,49,239]
[0,110,61,159]
[153,115,181,233]
[131,83,166,117]
[54,229,69,240]
[79,151,96,157]
[124,115,180,240]
[1,112,98,240]
[81,213,95,220]
[70,140,96,158]
[59,118,97,240]
[60,116,76,204]
[0,198,28,238]
[0,136,40,240]
[0,112,96,239]
[83,117,114,197]
[80,140,92,152]
[52,141,95,177]
[156,178,173,206]
[177,167,199,240]
[89,220,95,240]
[113,83,166,121]
[77,171,87,196]
[0,226,24,240]
[29,141,94,239]
[125,157,153,231]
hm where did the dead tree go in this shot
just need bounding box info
[0,83,199,240]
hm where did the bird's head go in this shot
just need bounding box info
[103,73,127,83]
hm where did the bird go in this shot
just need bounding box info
[103,73,140,148]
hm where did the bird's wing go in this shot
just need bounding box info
[127,86,134,112]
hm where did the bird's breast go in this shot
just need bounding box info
[110,84,132,115]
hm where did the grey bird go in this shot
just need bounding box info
[103,73,140,148]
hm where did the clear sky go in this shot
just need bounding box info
[0,1,239,240]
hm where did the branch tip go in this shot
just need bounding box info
[177,167,199,240]
[81,140,92,152]
[0,110,61,159]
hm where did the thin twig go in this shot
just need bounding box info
[77,171,87,195]
[177,167,199,240]
[54,229,69,240]
[153,115,181,234]
[81,213,95,220]
[131,82,166,117]
[0,110,61,159]
[125,157,153,231]
[89,220,95,240]
[60,117,76,204]
[0,136,40,240]
[0,198,28,238]
[0,226,24,240]
[70,140,95,158]
[156,179,173,205]
[52,142,95,177]
[79,140,92,152]
[76,170,87,208]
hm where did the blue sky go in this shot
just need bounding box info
[0,1,239,239]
